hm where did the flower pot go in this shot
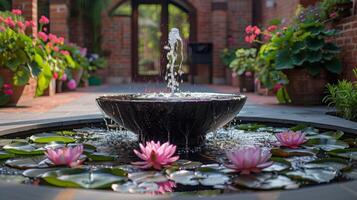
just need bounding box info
[56,80,63,93]
[72,68,83,87]
[43,79,56,96]
[284,68,328,105]
[0,68,36,106]
[239,72,255,92]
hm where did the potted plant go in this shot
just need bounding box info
[229,48,258,92]
[247,15,342,104]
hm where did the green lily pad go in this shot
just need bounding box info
[304,138,348,151]
[263,158,291,172]
[307,131,344,140]
[128,171,168,183]
[0,175,29,184]
[85,152,116,162]
[286,169,337,183]
[304,158,349,171]
[0,151,15,160]
[0,139,27,147]
[238,123,266,131]
[198,172,230,186]
[5,156,49,169]
[271,148,314,157]
[3,142,44,155]
[30,133,76,144]
[176,160,202,170]
[23,168,62,178]
[328,148,357,160]
[169,170,199,186]
[234,174,299,190]
[42,168,127,189]
[112,181,160,193]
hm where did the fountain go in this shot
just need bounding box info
[96,28,247,147]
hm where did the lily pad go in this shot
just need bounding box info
[85,152,116,162]
[0,175,29,184]
[234,174,299,190]
[23,168,62,178]
[304,158,349,171]
[176,160,202,170]
[286,169,337,183]
[198,173,230,186]
[271,148,314,157]
[5,156,49,169]
[42,168,127,189]
[328,148,357,160]
[169,170,199,186]
[0,151,15,160]
[3,142,44,155]
[263,158,291,172]
[238,123,266,131]
[307,131,344,140]
[304,138,348,151]
[112,181,159,193]
[30,133,76,144]
[0,139,27,147]
[128,171,168,183]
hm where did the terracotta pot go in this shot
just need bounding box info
[285,68,328,105]
[239,72,255,92]
[43,79,56,96]
[0,68,36,106]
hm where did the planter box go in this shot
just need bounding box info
[43,79,56,96]
[285,68,328,105]
[0,68,36,106]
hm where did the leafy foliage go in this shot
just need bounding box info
[229,48,258,76]
[323,69,357,121]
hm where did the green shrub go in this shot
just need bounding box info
[323,69,357,121]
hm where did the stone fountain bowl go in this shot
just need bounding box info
[96,93,247,147]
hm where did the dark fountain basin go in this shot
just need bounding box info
[96,93,247,147]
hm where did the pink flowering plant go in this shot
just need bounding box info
[0,77,13,106]
[45,144,84,167]
[275,131,307,149]
[225,146,273,174]
[132,141,179,170]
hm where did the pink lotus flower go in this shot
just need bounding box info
[67,79,77,90]
[225,146,273,174]
[38,31,48,42]
[11,9,22,15]
[154,181,176,195]
[39,15,49,24]
[275,131,307,149]
[132,141,179,170]
[45,145,84,167]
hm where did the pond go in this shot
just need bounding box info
[0,119,356,196]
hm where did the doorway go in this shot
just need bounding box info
[131,0,195,82]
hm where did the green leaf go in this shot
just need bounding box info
[42,168,127,189]
[276,86,291,104]
[0,94,10,106]
[306,38,324,51]
[3,142,44,155]
[324,43,340,54]
[307,131,344,140]
[30,133,76,144]
[306,64,321,76]
[0,151,15,160]
[234,174,299,190]
[276,49,294,70]
[286,169,336,183]
[292,51,307,66]
[325,58,342,74]
[292,41,306,54]
[307,51,322,63]
[328,148,357,160]
[5,156,48,169]
[304,138,349,151]
[271,148,315,157]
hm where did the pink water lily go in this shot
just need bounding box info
[225,146,273,174]
[154,181,176,195]
[132,141,179,170]
[45,145,84,167]
[275,131,307,149]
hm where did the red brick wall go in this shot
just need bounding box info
[332,15,357,81]
[12,0,37,35]
[259,0,300,27]
[50,1,69,42]
[101,15,132,83]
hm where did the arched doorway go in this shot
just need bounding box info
[110,0,196,82]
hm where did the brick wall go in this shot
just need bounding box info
[50,0,69,42]
[332,15,357,81]
[259,0,300,27]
